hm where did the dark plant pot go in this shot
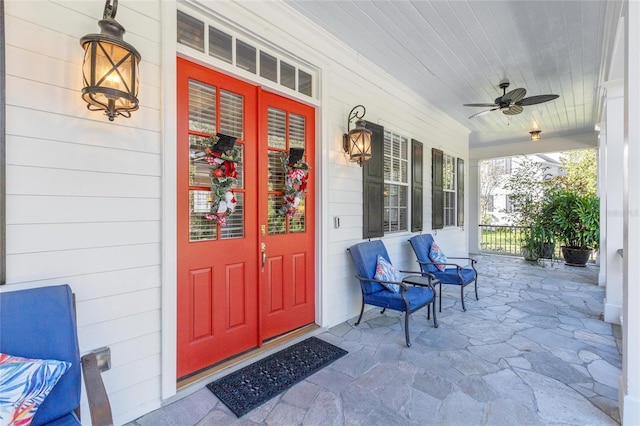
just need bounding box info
[541,243,555,259]
[521,247,539,262]
[561,246,591,267]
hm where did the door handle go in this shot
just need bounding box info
[261,242,267,271]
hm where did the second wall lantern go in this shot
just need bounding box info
[343,105,372,166]
[529,130,542,141]
[80,0,141,121]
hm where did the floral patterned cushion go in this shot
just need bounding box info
[429,242,448,271]
[374,255,401,293]
[0,353,71,426]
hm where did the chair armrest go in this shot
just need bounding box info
[398,269,437,282]
[81,353,114,426]
[447,257,478,273]
[448,257,477,265]
[416,259,464,270]
[355,275,409,291]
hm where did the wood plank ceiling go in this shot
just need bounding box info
[285,0,622,148]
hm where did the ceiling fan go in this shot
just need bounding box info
[464,80,559,119]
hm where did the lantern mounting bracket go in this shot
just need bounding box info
[103,0,118,20]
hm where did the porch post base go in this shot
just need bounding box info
[604,300,622,324]
[599,271,606,287]
[621,377,640,426]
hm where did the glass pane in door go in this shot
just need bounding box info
[188,80,216,133]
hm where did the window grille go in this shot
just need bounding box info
[383,130,409,233]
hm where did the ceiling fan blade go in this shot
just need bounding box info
[501,88,527,104]
[515,94,560,106]
[463,103,498,107]
[502,105,524,115]
[469,107,499,119]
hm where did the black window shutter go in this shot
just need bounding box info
[432,148,444,230]
[457,158,464,227]
[411,139,423,232]
[363,121,384,238]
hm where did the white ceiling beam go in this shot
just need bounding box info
[469,132,598,161]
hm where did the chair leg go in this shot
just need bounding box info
[404,312,411,347]
[461,285,466,311]
[355,297,365,326]
[432,301,438,328]
[474,278,479,300]
[439,282,442,313]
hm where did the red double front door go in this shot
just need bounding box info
[176,58,316,378]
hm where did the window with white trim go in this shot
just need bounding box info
[443,153,457,227]
[383,130,409,233]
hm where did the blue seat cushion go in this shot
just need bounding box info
[434,267,476,285]
[349,240,391,294]
[0,285,81,426]
[364,286,435,312]
[44,412,81,426]
[408,234,440,274]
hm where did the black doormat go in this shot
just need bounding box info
[206,337,347,417]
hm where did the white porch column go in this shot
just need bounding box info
[603,82,624,324]
[622,2,640,422]
[468,159,480,254]
[598,123,606,287]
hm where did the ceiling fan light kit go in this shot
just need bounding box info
[464,80,559,119]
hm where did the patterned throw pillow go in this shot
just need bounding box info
[374,255,401,293]
[429,242,448,271]
[0,353,71,426]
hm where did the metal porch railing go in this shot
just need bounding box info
[479,224,527,256]
[479,224,595,262]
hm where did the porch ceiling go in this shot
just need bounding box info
[285,0,623,149]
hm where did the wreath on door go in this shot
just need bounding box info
[202,133,239,226]
[279,147,310,219]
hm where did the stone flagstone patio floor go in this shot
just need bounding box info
[128,254,622,425]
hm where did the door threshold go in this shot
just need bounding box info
[177,323,320,390]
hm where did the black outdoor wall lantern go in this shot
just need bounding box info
[343,105,372,166]
[80,0,141,121]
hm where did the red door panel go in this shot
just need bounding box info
[259,91,316,340]
[177,58,258,378]
[293,253,308,305]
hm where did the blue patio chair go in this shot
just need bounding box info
[408,234,478,312]
[0,285,113,426]
[347,240,438,347]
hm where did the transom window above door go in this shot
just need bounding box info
[177,9,317,100]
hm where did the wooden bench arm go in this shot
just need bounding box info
[81,352,114,426]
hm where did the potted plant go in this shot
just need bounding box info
[521,219,555,262]
[521,222,543,262]
[538,197,557,259]
[546,190,600,266]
